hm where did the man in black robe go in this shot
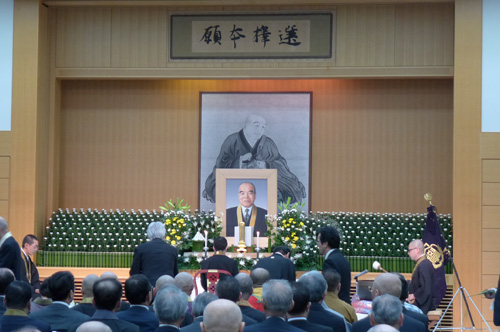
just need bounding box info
[407,239,436,314]
[203,115,306,205]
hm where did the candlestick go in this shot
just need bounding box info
[204,230,208,247]
[256,231,260,249]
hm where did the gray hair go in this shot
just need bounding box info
[156,275,175,291]
[154,285,187,324]
[298,270,327,302]
[371,294,402,327]
[192,292,218,317]
[0,217,8,232]
[174,272,194,294]
[367,324,399,332]
[82,274,100,297]
[235,273,253,299]
[262,280,293,315]
[76,321,112,332]
[147,221,166,240]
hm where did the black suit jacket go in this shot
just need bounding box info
[307,302,346,332]
[180,316,203,332]
[29,302,90,331]
[322,250,352,304]
[0,313,51,332]
[352,314,426,332]
[288,318,333,332]
[244,316,307,332]
[200,254,239,291]
[494,275,500,326]
[402,307,428,327]
[0,236,24,281]
[130,238,179,286]
[72,302,97,316]
[154,326,181,332]
[226,205,267,236]
[240,305,266,322]
[253,253,296,282]
[116,306,159,332]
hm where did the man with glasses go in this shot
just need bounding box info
[407,239,436,314]
[21,234,40,296]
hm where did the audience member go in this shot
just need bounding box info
[153,285,188,332]
[100,271,130,312]
[317,226,352,304]
[0,267,15,315]
[298,271,347,332]
[72,274,100,316]
[369,294,403,330]
[253,246,296,282]
[130,222,179,286]
[392,272,428,326]
[116,274,159,332]
[0,280,50,332]
[180,292,217,332]
[76,321,113,332]
[216,276,257,326]
[174,272,194,313]
[0,217,24,281]
[30,271,90,331]
[155,275,175,294]
[248,268,270,312]
[201,299,244,332]
[30,277,52,313]
[367,325,399,332]
[352,273,426,332]
[20,234,41,296]
[323,269,358,323]
[244,280,304,332]
[407,239,436,314]
[235,273,266,322]
[286,282,331,332]
[200,237,238,291]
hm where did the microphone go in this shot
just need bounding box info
[353,269,369,281]
[372,261,388,273]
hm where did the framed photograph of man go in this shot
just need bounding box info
[199,92,311,213]
[216,169,277,247]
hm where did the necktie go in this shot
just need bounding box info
[244,209,250,225]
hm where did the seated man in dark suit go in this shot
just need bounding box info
[180,292,217,332]
[153,285,188,332]
[116,274,159,332]
[30,271,90,331]
[298,271,347,332]
[72,274,100,316]
[0,280,51,332]
[353,273,426,332]
[287,282,331,332]
[226,182,267,237]
[0,268,15,315]
[216,276,257,327]
[369,294,403,330]
[200,237,239,291]
[253,246,296,282]
[130,221,179,286]
[234,273,266,322]
[201,299,244,332]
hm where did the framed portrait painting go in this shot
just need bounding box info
[199,92,311,214]
[215,169,277,247]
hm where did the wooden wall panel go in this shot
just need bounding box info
[0,132,11,156]
[0,179,8,201]
[335,5,395,67]
[483,183,500,206]
[394,3,454,66]
[482,229,500,252]
[58,79,452,215]
[55,7,111,68]
[483,206,500,229]
[483,160,500,183]
[110,8,168,68]
[0,157,9,178]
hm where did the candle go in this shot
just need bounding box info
[256,231,260,248]
[204,230,208,248]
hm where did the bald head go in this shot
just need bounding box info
[409,239,424,251]
[82,274,100,298]
[76,321,112,332]
[202,299,244,332]
[174,272,194,295]
[156,275,175,291]
[367,324,400,332]
[100,271,118,280]
[372,273,402,299]
[250,268,270,287]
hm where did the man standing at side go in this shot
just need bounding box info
[226,182,267,237]
[253,245,296,282]
[407,239,436,314]
[0,217,24,281]
[130,221,179,286]
[317,226,352,304]
[20,234,41,295]
[200,237,238,291]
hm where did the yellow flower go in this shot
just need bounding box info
[166,236,170,240]
[171,229,177,234]
[299,222,304,227]
[292,243,297,249]
[293,236,299,241]
[165,219,171,225]
[171,240,177,245]
[176,235,181,240]
[285,236,290,241]
[289,218,294,222]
